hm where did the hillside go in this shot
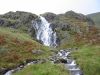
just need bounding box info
[0,11,100,75]
[1,11,99,48]
[87,12,100,28]
[0,11,38,32]
[0,27,52,74]
[40,11,99,48]
[72,45,100,75]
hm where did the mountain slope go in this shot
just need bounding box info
[0,11,99,75]
[0,27,51,73]
[13,62,69,75]
[40,11,99,48]
[72,45,100,75]
[87,12,100,28]
[0,11,38,32]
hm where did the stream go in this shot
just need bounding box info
[4,16,83,75]
[51,49,83,75]
[4,60,41,75]
[4,49,83,75]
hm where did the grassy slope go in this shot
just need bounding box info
[88,12,100,28]
[13,62,69,75]
[72,45,100,75]
[0,27,69,75]
[0,27,51,68]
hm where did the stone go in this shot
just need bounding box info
[32,50,44,55]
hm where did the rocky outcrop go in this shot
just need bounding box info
[65,11,95,25]
[40,11,94,35]
[41,12,56,22]
[0,11,38,31]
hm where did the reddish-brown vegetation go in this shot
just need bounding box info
[0,35,6,45]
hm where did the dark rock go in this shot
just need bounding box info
[29,17,41,37]
[25,59,38,63]
[17,62,25,69]
[54,59,61,63]
[0,67,11,75]
[59,59,67,63]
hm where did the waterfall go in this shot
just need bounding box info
[32,16,57,47]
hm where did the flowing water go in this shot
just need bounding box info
[4,60,39,75]
[55,50,83,75]
[4,16,57,75]
[4,16,83,75]
[32,16,57,47]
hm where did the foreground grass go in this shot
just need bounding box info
[13,62,68,75]
[0,27,51,68]
[72,45,100,75]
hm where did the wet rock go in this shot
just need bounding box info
[59,59,67,63]
[0,67,11,75]
[17,62,25,69]
[25,59,38,63]
[53,59,61,63]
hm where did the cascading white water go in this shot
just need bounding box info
[56,50,83,75]
[33,16,57,47]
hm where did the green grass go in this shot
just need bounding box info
[72,45,100,75]
[0,27,69,75]
[13,62,69,75]
[0,27,51,68]
[0,27,33,41]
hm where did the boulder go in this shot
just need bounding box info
[32,50,44,55]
